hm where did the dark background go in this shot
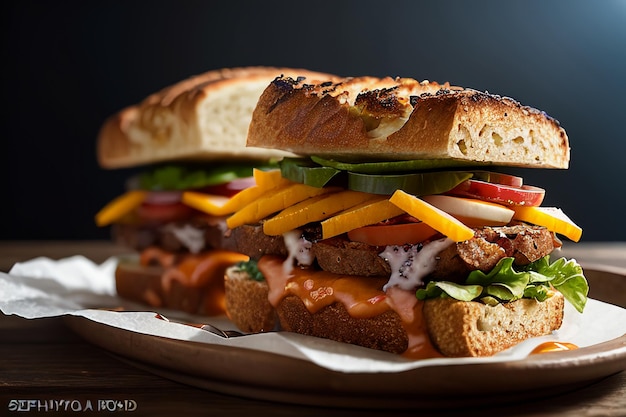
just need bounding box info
[3,0,626,241]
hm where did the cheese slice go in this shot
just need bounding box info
[512,206,582,242]
[95,190,146,227]
[253,168,286,189]
[264,190,376,236]
[181,192,231,216]
[227,184,336,229]
[321,197,403,239]
[390,190,475,242]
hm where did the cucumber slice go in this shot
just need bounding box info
[278,158,341,188]
[348,171,473,196]
[311,156,487,174]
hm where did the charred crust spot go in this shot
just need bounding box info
[354,87,405,119]
[268,76,305,113]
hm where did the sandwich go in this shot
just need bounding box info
[217,75,588,358]
[94,67,338,315]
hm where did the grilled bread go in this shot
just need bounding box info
[247,76,569,168]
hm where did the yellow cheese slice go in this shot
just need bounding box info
[390,190,475,242]
[181,192,232,216]
[512,206,582,242]
[212,175,293,216]
[95,190,147,227]
[263,190,376,236]
[226,184,337,229]
[253,168,285,189]
[321,197,403,239]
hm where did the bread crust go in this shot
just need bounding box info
[224,267,277,333]
[247,76,569,168]
[115,261,225,315]
[277,295,409,354]
[423,291,564,357]
[97,67,339,168]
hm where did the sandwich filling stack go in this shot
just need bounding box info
[95,67,338,315]
[209,75,589,358]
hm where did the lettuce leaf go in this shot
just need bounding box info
[416,256,588,313]
[416,281,483,301]
[136,164,268,191]
[523,256,589,313]
[466,257,530,301]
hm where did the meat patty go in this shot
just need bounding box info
[314,224,557,281]
[116,217,557,284]
[427,224,558,282]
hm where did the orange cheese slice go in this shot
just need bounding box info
[227,184,336,229]
[390,190,475,242]
[95,190,147,227]
[263,190,376,236]
[321,197,403,239]
[253,168,285,189]
[512,206,582,242]
[181,192,231,216]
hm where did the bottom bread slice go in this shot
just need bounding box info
[423,292,565,357]
[224,267,278,333]
[224,267,565,357]
[277,296,409,354]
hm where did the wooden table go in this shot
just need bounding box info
[1,241,625,416]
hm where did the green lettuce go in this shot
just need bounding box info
[416,256,588,313]
[233,259,265,282]
[136,164,272,191]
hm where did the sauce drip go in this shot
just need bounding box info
[530,341,578,355]
[258,255,442,359]
[138,246,247,315]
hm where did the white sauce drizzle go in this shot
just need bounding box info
[380,237,454,291]
[282,230,314,274]
[165,224,206,254]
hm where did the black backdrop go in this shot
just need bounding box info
[3,0,626,241]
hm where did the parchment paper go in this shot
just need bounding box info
[2,255,625,373]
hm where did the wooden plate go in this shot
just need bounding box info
[65,267,626,409]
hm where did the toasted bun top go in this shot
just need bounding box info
[247,76,570,168]
[97,67,340,169]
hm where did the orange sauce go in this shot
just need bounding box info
[137,247,247,315]
[258,255,442,359]
[530,341,579,355]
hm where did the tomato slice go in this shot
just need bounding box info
[347,222,439,246]
[471,171,523,188]
[446,179,545,206]
[136,202,195,223]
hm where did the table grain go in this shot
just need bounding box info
[1,241,625,416]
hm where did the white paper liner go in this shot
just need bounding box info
[2,255,625,373]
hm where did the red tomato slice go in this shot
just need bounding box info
[347,222,439,246]
[446,179,545,206]
[472,171,523,187]
[130,177,256,224]
[137,202,195,223]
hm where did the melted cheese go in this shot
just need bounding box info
[380,237,454,291]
